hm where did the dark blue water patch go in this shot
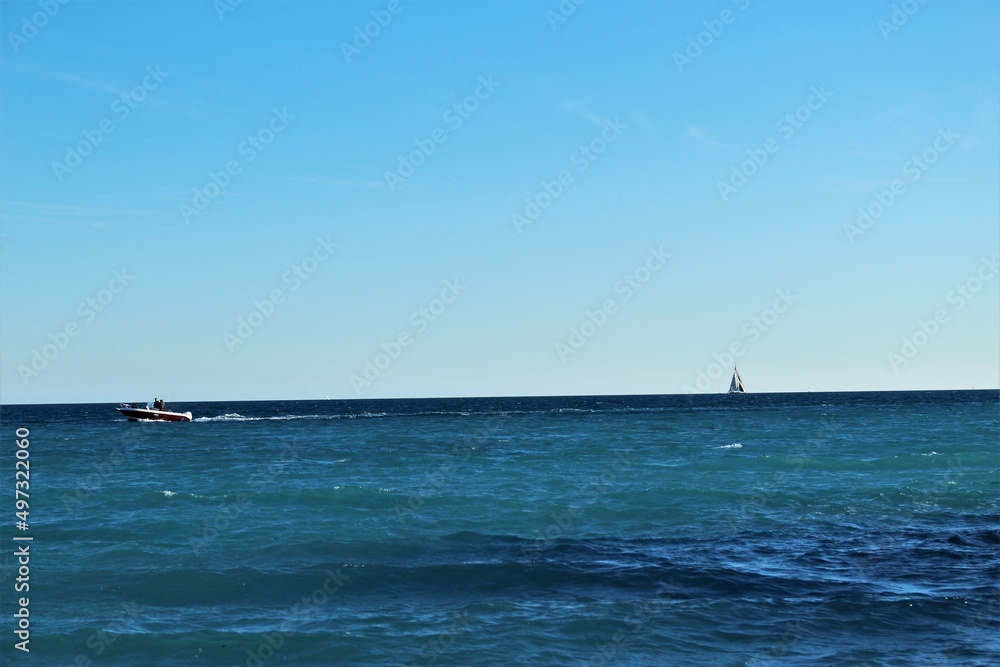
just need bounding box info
[3,389,997,425]
[35,529,999,606]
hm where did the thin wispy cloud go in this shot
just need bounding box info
[1,61,210,121]
[2,63,124,95]
[685,125,723,148]
[563,94,613,127]
[0,199,154,226]
[837,141,903,163]
[275,175,390,191]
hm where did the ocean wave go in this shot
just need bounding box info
[187,405,736,423]
[193,412,247,422]
[154,489,213,500]
[180,401,809,424]
[66,528,1000,610]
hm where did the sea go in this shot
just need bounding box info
[0,390,997,667]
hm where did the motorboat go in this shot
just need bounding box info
[116,400,192,422]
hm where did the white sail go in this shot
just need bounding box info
[728,366,746,393]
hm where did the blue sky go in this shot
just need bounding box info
[1,0,997,404]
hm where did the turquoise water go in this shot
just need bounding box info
[1,391,997,666]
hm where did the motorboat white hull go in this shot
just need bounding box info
[116,405,192,422]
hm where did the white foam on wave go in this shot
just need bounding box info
[162,490,176,497]
[193,412,389,423]
[718,443,743,449]
[193,413,247,422]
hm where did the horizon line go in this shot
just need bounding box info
[2,387,997,407]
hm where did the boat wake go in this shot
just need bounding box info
[192,412,389,423]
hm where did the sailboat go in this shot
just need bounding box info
[728,366,746,394]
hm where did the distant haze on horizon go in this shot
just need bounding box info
[1,0,997,405]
